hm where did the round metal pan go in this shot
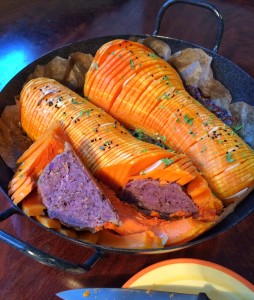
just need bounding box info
[0,0,254,273]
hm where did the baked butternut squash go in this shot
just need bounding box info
[8,77,226,247]
[84,39,254,202]
[18,77,222,220]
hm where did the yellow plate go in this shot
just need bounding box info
[123,258,254,300]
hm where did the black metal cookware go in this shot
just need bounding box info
[0,0,253,273]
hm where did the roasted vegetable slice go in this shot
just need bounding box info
[84,39,254,202]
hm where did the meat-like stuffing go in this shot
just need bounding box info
[37,143,120,231]
[121,179,198,216]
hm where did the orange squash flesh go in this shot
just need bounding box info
[84,39,254,201]
[14,77,227,247]
[22,190,46,217]
[110,64,168,115]
[19,78,222,214]
[96,47,151,93]
[36,215,62,229]
[9,124,66,204]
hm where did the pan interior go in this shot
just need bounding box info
[0,34,254,253]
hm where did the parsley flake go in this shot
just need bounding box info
[234,124,243,131]
[226,152,234,162]
[133,129,143,140]
[163,93,170,100]
[161,158,174,166]
[85,109,92,116]
[130,59,135,70]
[200,146,207,153]
[148,52,158,59]
[140,148,148,153]
[71,98,85,105]
[184,114,194,125]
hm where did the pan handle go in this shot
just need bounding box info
[153,0,224,53]
[0,207,102,274]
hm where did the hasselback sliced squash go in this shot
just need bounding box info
[84,39,254,202]
[9,123,216,247]
[16,77,223,227]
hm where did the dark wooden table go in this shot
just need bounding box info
[0,1,254,299]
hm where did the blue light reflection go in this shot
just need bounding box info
[0,39,36,91]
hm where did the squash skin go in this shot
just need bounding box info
[84,39,254,201]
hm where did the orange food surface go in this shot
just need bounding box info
[7,77,227,248]
[84,39,254,201]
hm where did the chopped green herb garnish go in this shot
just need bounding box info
[130,59,135,70]
[161,158,174,166]
[99,146,105,150]
[188,130,196,137]
[158,105,165,109]
[104,141,111,146]
[19,173,23,178]
[234,124,243,131]
[71,98,85,105]
[85,109,92,116]
[163,93,170,100]
[200,146,207,153]
[148,52,158,59]
[79,110,84,117]
[184,114,194,125]
[226,152,234,162]
[133,129,143,140]
[217,139,223,144]
[140,148,149,153]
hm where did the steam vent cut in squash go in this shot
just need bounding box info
[10,77,227,246]
[84,39,254,202]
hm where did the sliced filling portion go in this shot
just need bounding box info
[121,178,198,217]
[38,143,120,231]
